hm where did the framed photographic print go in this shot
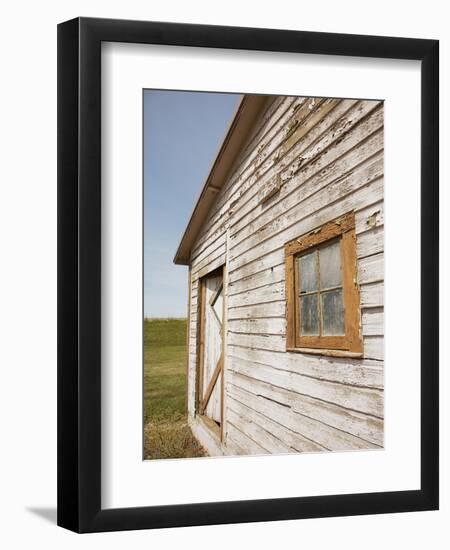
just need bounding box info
[57,17,439,532]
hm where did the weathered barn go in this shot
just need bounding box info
[174,94,384,456]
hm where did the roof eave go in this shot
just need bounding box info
[173,94,271,266]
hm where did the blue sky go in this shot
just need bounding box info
[144,90,239,318]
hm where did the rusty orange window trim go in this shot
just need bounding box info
[285,212,363,354]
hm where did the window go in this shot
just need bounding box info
[285,212,363,354]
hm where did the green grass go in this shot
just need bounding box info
[143,318,206,459]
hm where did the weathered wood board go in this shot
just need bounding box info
[185,96,384,456]
[201,272,223,423]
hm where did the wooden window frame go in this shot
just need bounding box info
[285,212,363,355]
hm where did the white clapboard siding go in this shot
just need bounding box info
[192,240,226,278]
[228,300,286,320]
[228,176,383,274]
[228,280,383,315]
[195,253,227,280]
[227,359,383,417]
[228,382,379,451]
[355,201,384,233]
[227,346,384,389]
[227,230,383,297]
[186,96,384,454]
[227,408,293,454]
[360,281,384,309]
[192,98,322,239]
[191,97,300,256]
[236,96,288,165]
[227,395,326,452]
[227,283,286,309]
[228,311,384,349]
[358,253,384,284]
[357,226,384,259]
[228,263,285,296]
[231,106,382,247]
[193,97,362,256]
[226,423,269,455]
[228,317,285,336]
[364,337,384,361]
[230,152,383,264]
[361,308,384,336]
[229,377,383,447]
[228,332,286,352]
[227,332,385,363]
[232,99,367,224]
[190,230,227,267]
[229,107,383,240]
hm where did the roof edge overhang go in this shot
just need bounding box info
[173,94,271,266]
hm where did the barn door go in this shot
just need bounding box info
[198,269,224,427]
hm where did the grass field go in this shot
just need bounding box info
[143,318,206,459]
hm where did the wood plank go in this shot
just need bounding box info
[228,395,326,452]
[234,96,285,169]
[189,417,222,456]
[185,268,192,414]
[230,134,383,261]
[285,211,355,256]
[229,105,383,243]
[226,423,268,455]
[227,382,379,451]
[341,225,363,353]
[228,280,383,318]
[356,226,384,259]
[227,345,383,389]
[228,332,286,352]
[192,240,226,277]
[358,253,384,285]
[361,308,384,336]
[192,98,357,257]
[228,177,383,278]
[191,231,227,268]
[191,97,301,257]
[359,281,384,309]
[229,381,383,446]
[228,317,285,335]
[201,353,223,413]
[192,102,382,276]
[187,97,386,454]
[242,98,356,215]
[195,253,227,280]
[191,98,316,235]
[196,277,205,414]
[229,166,383,273]
[228,263,285,295]
[228,223,383,294]
[364,336,384,360]
[228,358,383,417]
[228,282,285,309]
[355,201,384,234]
[227,408,293,454]
[202,273,223,422]
[228,300,286,320]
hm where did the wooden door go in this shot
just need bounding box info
[198,270,224,425]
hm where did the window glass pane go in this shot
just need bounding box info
[300,293,319,335]
[321,289,345,335]
[319,240,342,290]
[298,251,317,293]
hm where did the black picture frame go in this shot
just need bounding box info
[57,17,439,533]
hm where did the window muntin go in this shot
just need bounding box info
[285,212,363,354]
[297,239,345,338]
